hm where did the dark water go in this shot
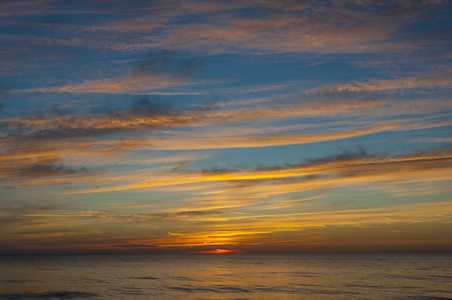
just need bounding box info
[1,253,451,299]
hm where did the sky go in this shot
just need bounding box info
[1,0,452,254]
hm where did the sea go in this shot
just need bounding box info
[1,253,451,299]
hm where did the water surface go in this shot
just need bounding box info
[1,253,451,299]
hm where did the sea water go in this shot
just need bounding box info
[1,253,451,299]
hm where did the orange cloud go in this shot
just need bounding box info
[75,147,452,195]
[189,249,244,254]
[308,69,452,94]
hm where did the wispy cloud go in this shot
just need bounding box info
[2,0,450,63]
[308,68,452,94]
[79,0,450,54]
[74,146,452,197]
[2,84,450,188]
[4,199,450,251]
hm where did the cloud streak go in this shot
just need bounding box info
[74,146,452,197]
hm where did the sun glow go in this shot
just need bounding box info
[189,249,244,254]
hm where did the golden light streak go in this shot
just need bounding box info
[74,148,452,194]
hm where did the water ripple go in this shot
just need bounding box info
[0,291,99,299]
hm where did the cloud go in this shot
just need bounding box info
[14,49,207,95]
[136,0,450,54]
[0,96,196,186]
[177,210,224,216]
[0,157,94,183]
[113,244,157,248]
[114,199,452,249]
[1,229,102,240]
[2,195,451,251]
[0,198,69,214]
[0,0,54,18]
[142,123,398,150]
[34,75,197,94]
[0,86,384,185]
[10,209,225,231]
[3,0,449,60]
[14,158,88,178]
[2,77,450,190]
[0,97,205,189]
[308,68,452,94]
[75,146,452,197]
[1,96,202,142]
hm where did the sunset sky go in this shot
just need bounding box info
[1,0,452,254]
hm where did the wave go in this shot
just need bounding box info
[0,291,99,299]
